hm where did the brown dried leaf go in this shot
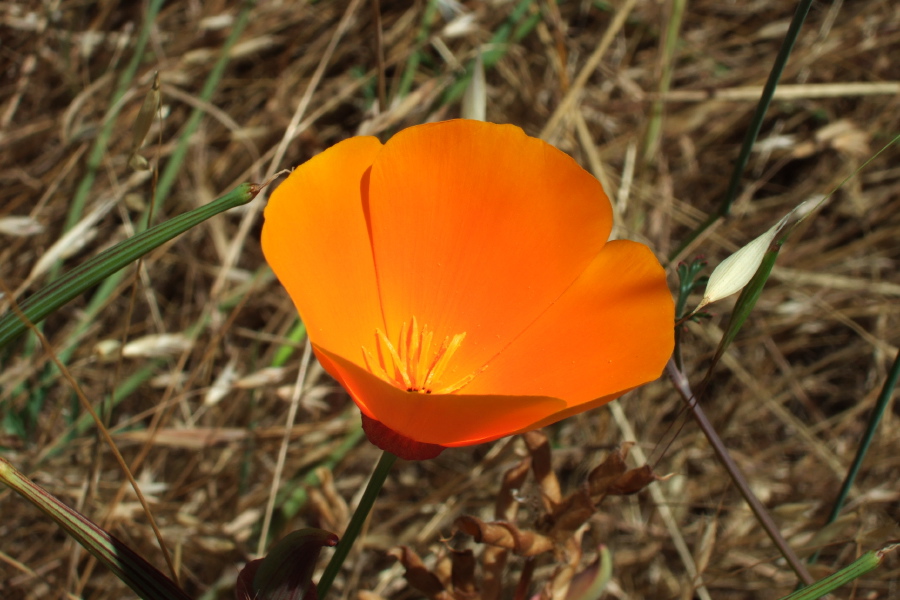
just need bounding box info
[523,430,561,509]
[540,535,583,600]
[495,457,531,521]
[450,549,478,599]
[480,546,508,600]
[545,488,596,542]
[607,465,657,496]
[455,516,554,557]
[389,546,450,600]
[586,444,632,498]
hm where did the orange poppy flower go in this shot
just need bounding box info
[262,120,673,460]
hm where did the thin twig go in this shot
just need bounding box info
[666,359,815,586]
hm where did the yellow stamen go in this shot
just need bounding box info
[407,317,420,389]
[362,345,390,382]
[376,327,412,390]
[415,327,433,389]
[398,320,409,365]
[361,320,478,394]
[431,367,484,395]
[424,332,466,390]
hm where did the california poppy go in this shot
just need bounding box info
[262,120,673,460]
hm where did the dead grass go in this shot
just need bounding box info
[1,1,899,599]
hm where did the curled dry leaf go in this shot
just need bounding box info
[544,489,596,542]
[586,443,631,497]
[495,456,531,522]
[450,549,478,599]
[606,465,658,496]
[389,546,450,600]
[523,430,562,510]
[455,516,554,557]
[480,546,508,600]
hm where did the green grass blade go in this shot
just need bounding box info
[396,0,439,100]
[670,0,814,260]
[440,0,536,106]
[146,0,256,230]
[271,320,308,368]
[64,0,165,235]
[643,0,686,163]
[779,545,897,600]
[0,458,191,600]
[808,348,900,565]
[0,184,256,349]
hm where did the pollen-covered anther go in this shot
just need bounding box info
[361,317,482,394]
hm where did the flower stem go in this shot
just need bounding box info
[317,450,397,598]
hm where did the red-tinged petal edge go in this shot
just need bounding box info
[361,414,446,460]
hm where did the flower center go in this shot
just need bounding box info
[361,317,480,394]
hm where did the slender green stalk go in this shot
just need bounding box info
[316,451,397,598]
[780,545,897,600]
[808,348,900,565]
[669,0,814,260]
[0,184,257,348]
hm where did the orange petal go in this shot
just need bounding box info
[461,240,674,407]
[262,137,384,370]
[314,345,567,447]
[366,120,612,391]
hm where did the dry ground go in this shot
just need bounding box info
[1,1,899,599]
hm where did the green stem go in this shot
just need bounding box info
[808,347,900,565]
[669,0,814,261]
[317,450,397,598]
